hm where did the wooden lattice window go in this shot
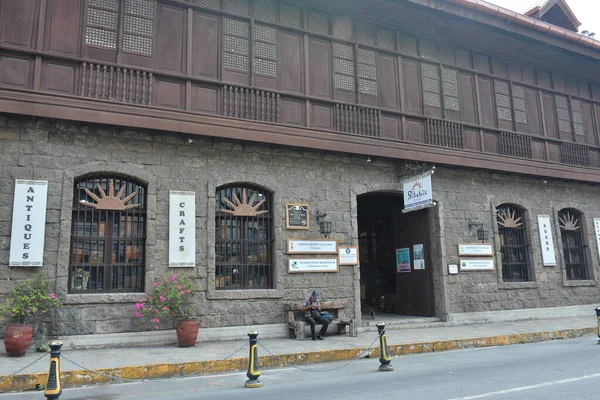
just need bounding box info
[215,183,274,290]
[253,24,277,78]
[85,0,155,55]
[496,204,532,282]
[69,174,147,293]
[558,209,590,280]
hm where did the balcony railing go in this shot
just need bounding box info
[426,119,463,149]
[222,85,280,123]
[333,104,380,137]
[498,131,532,159]
[562,142,590,167]
[80,63,152,105]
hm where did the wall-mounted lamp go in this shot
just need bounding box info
[316,211,332,238]
[468,219,489,243]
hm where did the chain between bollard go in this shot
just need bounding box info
[61,342,248,384]
[258,330,383,373]
[0,352,48,386]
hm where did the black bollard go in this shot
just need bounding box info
[245,331,262,388]
[44,341,63,399]
[376,322,394,372]
[595,308,600,344]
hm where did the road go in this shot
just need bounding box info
[2,336,600,399]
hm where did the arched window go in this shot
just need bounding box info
[215,183,274,290]
[558,208,589,280]
[69,174,147,293]
[496,204,532,282]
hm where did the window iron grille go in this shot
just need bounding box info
[497,205,532,282]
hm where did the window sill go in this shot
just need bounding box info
[563,280,597,287]
[498,282,539,290]
[63,293,144,304]
[207,288,284,300]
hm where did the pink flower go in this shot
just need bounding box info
[153,282,159,287]
[162,306,168,311]
[151,318,160,323]
[134,311,142,317]
[159,296,166,302]
[49,293,56,299]
[135,302,145,310]
[177,285,181,290]
[171,275,177,282]
[154,325,160,329]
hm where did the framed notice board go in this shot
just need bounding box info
[286,203,310,230]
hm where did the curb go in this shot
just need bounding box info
[0,327,595,393]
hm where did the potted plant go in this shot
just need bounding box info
[134,274,200,347]
[2,274,61,357]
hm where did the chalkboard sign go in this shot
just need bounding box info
[286,203,310,230]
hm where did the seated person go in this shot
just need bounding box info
[302,290,329,340]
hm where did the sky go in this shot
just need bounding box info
[485,0,599,36]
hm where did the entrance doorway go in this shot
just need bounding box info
[357,192,434,317]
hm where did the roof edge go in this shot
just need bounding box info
[439,0,597,53]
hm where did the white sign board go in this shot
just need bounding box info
[287,239,337,254]
[458,243,493,256]
[338,246,359,265]
[9,180,48,266]
[594,219,600,263]
[459,259,494,271]
[288,258,338,273]
[403,171,433,212]
[169,191,196,267]
[537,215,556,266]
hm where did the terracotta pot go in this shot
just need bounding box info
[176,319,199,347]
[4,324,34,357]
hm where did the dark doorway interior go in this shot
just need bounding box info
[357,193,434,317]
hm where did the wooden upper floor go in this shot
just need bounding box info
[2,0,600,181]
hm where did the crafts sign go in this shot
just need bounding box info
[403,171,433,212]
[169,191,196,267]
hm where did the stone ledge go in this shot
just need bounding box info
[54,323,288,350]
[563,280,597,287]
[446,304,597,324]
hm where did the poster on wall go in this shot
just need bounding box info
[169,191,196,267]
[396,247,411,273]
[413,244,425,270]
[537,215,556,267]
[595,219,600,263]
[338,246,359,265]
[9,180,48,266]
[285,203,310,230]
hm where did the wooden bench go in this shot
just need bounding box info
[285,301,357,340]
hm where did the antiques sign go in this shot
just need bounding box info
[458,243,493,256]
[288,258,338,273]
[595,219,600,263]
[460,259,494,271]
[403,171,434,213]
[9,180,48,266]
[537,215,556,267]
[338,246,359,265]
[169,191,196,267]
[287,239,337,254]
[286,203,310,229]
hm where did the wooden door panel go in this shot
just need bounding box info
[378,54,398,110]
[193,13,219,78]
[279,31,303,94]
[459,73,477,124]
[477,77,495,127]
[1,0,39,49]
[45,0,80,56]
[156,5,186,73]
[402,59,421,114]
[308,38,331,99]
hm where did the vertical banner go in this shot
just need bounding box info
[413,244,425,270]
[594,219,600,263]
[537,215,556,266]
[169,191,196,267]
[9,180,48,266]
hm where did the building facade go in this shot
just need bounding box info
[1,0,600,337]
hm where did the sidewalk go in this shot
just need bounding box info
[0,315,596,393]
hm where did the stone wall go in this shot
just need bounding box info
[433,168,600,315]
[0,115,399,336]
[2,114,600,336]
